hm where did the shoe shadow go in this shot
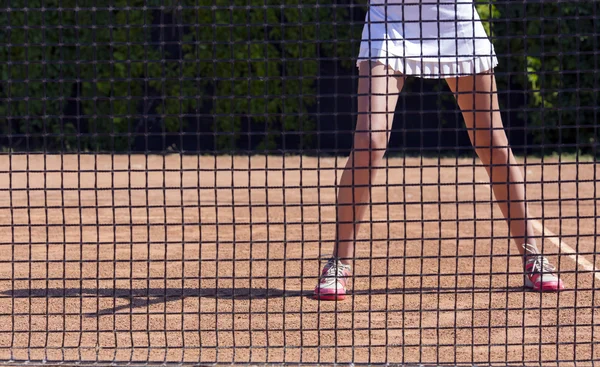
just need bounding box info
[3,286,524,317]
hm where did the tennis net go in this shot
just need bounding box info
[0,1,598,365]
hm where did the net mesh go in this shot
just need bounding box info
[0,0,599,365]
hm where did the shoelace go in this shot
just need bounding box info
[325,260,347,279]
[522,243,556,275]
[526,255,556,275]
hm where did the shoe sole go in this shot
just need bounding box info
[525,277,565,292]
[313,291,346,301]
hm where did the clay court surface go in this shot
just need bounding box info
[0,154,598,365]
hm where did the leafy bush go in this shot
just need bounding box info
[1,0,166,151]
[479,0,599,155]
[1,1,597,154]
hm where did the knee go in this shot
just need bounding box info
[476,145,510,166]
[352,130,388,166]
[471,129,510,166]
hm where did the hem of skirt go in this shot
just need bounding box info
[356,49,498,78]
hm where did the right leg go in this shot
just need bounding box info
[335,61,404,263]
[314,61,403,300]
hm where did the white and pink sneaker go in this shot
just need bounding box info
[523,244,565,292]
[314,258,351,301]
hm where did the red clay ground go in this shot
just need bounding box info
[0,154,598,365]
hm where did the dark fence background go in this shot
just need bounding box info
[1,0,598,156]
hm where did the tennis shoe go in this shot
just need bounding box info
[523,244,564,292]
[314,258,351,301]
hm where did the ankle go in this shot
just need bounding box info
[331,257,352,267]
[339,259,352,267]
[521,243,540,258]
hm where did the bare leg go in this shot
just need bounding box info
[334,62,405,265]
[445,72,537,256]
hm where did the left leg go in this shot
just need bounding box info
[446,71,564,291]
[446,72,533,251]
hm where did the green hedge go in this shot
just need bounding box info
[478,0,598,154]
[1,1,597,153]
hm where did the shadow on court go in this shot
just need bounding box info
[3,286,525,317]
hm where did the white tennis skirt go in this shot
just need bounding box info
[357,0,498,78]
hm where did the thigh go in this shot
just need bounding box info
[356,61,405,137]
[445,72,508,148]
